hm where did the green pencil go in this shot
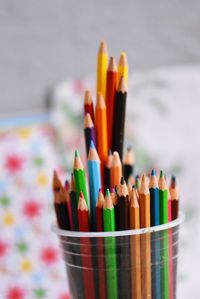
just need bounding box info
[73,150,89,207]
[103,189,118,299]
[159,171,169,299]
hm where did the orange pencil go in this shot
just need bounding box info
[95,92,108,189]
[139,174,151,299]
[110,151,122,189]
[105,56,118,149]
[130,186,141,299]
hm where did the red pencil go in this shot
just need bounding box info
[96,190,107,299]
[84,90,94,123]
[78,192,95,299]
[105,56,118,149]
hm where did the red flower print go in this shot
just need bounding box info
[5,155,24,173]
[0,240,8,257]
[59,293,70,299]
[6,287,25,299]
[40,247,59,265]
[22,200,42,219]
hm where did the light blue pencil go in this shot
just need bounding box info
[88,141,101,230]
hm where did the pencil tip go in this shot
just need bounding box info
[118,76,126,92]
[171,175,176,182]
[120,176,125,185]
[90,140,95,149]
[151,169,156,176]
[160,170,164,178]
[105,188,110,197]
[79,191,83,198]
[75,150,79,157]
[108,149,112,155]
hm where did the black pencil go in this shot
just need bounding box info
[112,76,127,160]
[69,173,79,231]
[104,149,112,191]
[123,147,135,182]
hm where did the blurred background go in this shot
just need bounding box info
[1,1,200,298]
[1,0,200,114]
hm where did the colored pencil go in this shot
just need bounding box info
[78,192,95,299]
[73,150,89,207]
[111,187,119,230]
[95,92,108,190]
[53,170,70,230]
[103,189,118,299]
[117,177,131,299]
[130,186,141,299]
[84,113,96,156]
[97,40,108,98]
[88,141,102,230]
[104,149,112,191]
[64,180,73,230]
[139,174,151,299]
[112,76,127,160]
[159,171,169,224]
[169,176,179,299]
[128,175,136,196]
[149,170,161,299]
[124,147,135,182]
[110,151,122,189]
[118,52,128,86]
[169,175,179,220]
[117,176,130,230]
[149,169,159,226]
[69,173,79,231]
[159,171,169,299]
[84,90,94,123]
[96,190,107,299]
[106,56,118,149]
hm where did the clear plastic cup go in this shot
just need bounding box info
[53,212,184,299]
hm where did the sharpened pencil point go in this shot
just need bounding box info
[151,169,156,176]
[90,140,95,149]
[75,150,79,157]
[160,170,164,178]
[120,176,125,184]
[106,188,110,197]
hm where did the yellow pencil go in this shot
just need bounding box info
[96,41,108,98]
[118,52,128,86]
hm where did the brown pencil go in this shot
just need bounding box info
[110,151,122,190]
[130,186,141,299]
[52,170,70,230]
[117,177,131,299]
[139,174,151,299]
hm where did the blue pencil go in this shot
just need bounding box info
[149,169,161,299]
[88,141,101,230]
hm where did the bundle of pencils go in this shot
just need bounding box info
[52,41,180,299]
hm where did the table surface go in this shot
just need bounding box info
[1,0,200,114]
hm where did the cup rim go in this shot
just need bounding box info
[52,211,185,238]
